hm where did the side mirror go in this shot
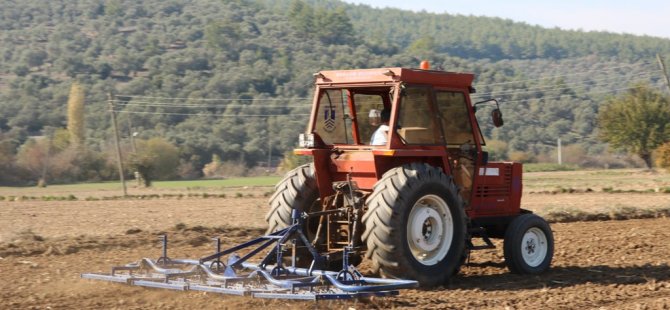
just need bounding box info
[481,151,489,165]
[492,108,504,127]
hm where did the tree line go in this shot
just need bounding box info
[0,0,669,185]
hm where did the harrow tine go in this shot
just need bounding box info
[82,220,418,300]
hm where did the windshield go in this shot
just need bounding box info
[435,91,479,146]
[313,87,392,145]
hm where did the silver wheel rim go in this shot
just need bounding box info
[521,227,548,267]
[406,194,453,266]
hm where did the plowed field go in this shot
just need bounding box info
[2,196,670,309]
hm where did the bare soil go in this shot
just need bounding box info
[2,197,670,309]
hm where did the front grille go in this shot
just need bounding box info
[474,165,512,197]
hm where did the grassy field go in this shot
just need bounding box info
[1,168,668,199]
[1,168,668,230]
[0,176,282,198]
[151,176,281,188]
[523,168,670,192]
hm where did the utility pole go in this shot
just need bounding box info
[267,118,272,174]
[657,54,670,93]
[39,127,54,187]
[108,93,127,196]
[127,116,137,153]
[557,138,562,165]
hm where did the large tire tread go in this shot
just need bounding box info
[503,213,554,274]
[265,164,317,234]
[362,163,468,287]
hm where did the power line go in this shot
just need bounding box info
[473,71,655,98]
[475,61,654,88]
[111,110,311,117]
[498,84,650,105]
[111,100,311,108]
[115,94,311,101]
[473,73,657,99]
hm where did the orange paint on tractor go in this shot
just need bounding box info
[270,64,554,287]
[302,66,520,218]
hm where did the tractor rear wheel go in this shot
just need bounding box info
[362,163,467,287]
[266,163,319,234]
[503,214,554,274]
[265,164,320,267]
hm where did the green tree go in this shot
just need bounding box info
[67,82,86,147]
[277,150,310,172]
[288,0,314,34]
[0,137,26,185]
[406,36,436,59]
[23,50,48,68]
[128,137,180,187]
[484,139,509,161]
[598,85,670,168]
[15,138,49,183]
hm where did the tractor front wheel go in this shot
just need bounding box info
[503,214,554,274]
[362,163,467,287]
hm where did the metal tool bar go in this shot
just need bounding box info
[81,214,418,301]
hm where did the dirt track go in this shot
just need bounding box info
[2,198,670,309]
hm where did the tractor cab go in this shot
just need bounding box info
[296,67,520,218]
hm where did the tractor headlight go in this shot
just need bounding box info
[299,133,315,148]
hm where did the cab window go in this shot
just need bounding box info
[435,91,475,146]
[314,89,352,145]
[397,86,441,144]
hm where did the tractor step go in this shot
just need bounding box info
[467,227,496,250]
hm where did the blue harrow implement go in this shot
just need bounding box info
[81,210,418,300]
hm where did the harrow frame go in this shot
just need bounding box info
[81,210,418,300]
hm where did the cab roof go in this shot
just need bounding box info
[314,67,475,89]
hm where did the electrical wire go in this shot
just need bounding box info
[475,61,655,87]
[110,100,311,108]
[110,110,310,117]
[498,84,650,105]
[115,94,311,101]
[472,71,655,98]
[105,61,660,119]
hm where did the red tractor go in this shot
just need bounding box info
[266,64,554,287]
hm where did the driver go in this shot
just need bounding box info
[370,108,391,145]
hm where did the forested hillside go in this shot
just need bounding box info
[1,0,668,185]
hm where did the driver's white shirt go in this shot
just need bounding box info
[370,124,389,145]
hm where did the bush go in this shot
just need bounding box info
[202,155,247,178]
[484,139,508,161]
[655,142,670,170]
[277,150,311,173]
[128,137,181,186]
[177,158,200,180]
[523,163,579,172]
[508,151,535,163]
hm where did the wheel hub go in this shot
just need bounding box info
[406,195,453,266]
[409,206,443,252]
[520,227,548,267]
[525,239,536,254]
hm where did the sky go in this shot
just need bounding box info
[342,0,670,39]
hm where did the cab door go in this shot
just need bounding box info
[434,90,478,205]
